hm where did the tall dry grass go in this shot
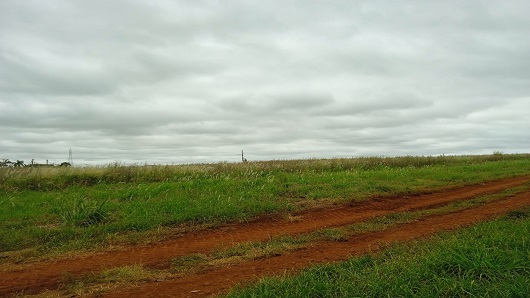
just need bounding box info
[1,154,528,192]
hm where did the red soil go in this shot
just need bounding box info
[0,176,528,297]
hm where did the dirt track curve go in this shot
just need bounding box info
[1,176,529,297]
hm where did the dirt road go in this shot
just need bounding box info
[1,176,529,297]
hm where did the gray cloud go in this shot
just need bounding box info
[1,0,529,165]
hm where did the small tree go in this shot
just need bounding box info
[1,159,12,167]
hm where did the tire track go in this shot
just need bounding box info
[0,176,528,296]
[105,187,530,298]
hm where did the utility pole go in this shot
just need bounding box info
[241,150,247,162]
[68,148,74,166]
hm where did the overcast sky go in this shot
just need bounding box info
[1,1,529,165]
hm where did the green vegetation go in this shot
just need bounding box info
[1,154,529,258]
[1,154,528,192]
[227,207,530,297]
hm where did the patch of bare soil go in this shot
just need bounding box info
[0,176,528,297]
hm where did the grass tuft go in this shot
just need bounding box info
[54,196,108,227]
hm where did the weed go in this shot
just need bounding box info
[54,196,108,227]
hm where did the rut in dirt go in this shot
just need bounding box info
[0,176,528,296]
[104,187,530,298]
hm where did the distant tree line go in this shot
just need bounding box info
[0,158,71,168]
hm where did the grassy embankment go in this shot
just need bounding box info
[227,206,530,297]
[1,154,529,259]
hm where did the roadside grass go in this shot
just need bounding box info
[227,206,530,298]
[1,154,530,260]
[37,184,530,297]
[1,154,527,193]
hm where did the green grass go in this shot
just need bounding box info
[1,154,528,193]
[227,207,530,297]
[1,154,530,258]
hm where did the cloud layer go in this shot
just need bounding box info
[1,0,529,165]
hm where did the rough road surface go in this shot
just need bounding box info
[0,176,529,297]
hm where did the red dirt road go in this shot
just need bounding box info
[105,186,530,298]
[0,176,529,297]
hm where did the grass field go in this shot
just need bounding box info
[1,153,530,297]
[1,154,530,259]
[227,206,530,297]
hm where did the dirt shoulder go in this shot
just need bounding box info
[0,176,528,296]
